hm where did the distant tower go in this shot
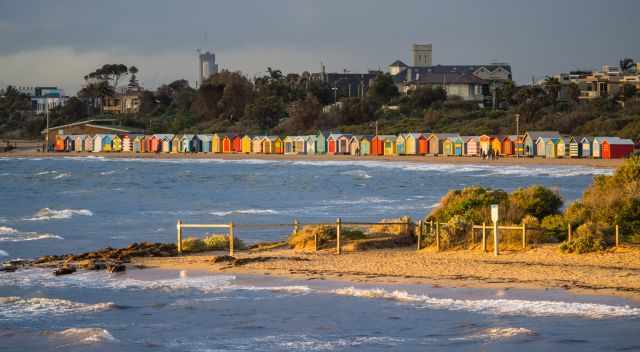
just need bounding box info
[198,51,218,83]
[412,44,432,67]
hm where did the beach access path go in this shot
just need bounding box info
[135,245,640,301]
[2,149,624,168]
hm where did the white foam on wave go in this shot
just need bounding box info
[0,296,114,320]
[253,335,405,351]
[332,287,640,319]
[0,226,63,242]
[24,208,93,221]
[0,226,18,235]
[210,209,280,216]
[0,268,237,293]
[451,327,536,342]
[0,250,8,256]
[340,169,373,179]
[53,328,118,345]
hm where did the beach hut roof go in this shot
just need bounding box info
[431,133,460,139]
[198,135,212,142]
[462,136,480,142]
[154,134,174,141]
[265,135,281,142]
[602,137,634,145]
[181,134,195,140]
[525,131,560,141]
[252,135,266,141]
[404,133,425,139]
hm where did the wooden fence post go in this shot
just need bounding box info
[482,222,487,252]
[417,220,423,251]
[568,223,572,242]
[336,218,342,255]
[435,221,440,251]
[493,221,499,256]
[430,220,433,236]
[229,222,235,257]
[176,220,183,254]
[616,225,620,247]
[522,223,527,249]
[293,219,299,235]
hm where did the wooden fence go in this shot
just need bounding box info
[176,218,413,256]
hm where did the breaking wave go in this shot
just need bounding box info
[340,169,373,179]
[0,296,115,321]
[24,208,93,221]
[0,250,8,256]
[0,226,63,242]
[452,327,536,342]
[332,287,640,319]
[210,209,280,216]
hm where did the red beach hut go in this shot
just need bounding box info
[417,134,429,155]
[602,138,634,159]
[232,135,242,153]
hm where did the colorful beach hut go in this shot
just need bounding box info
[568,136,582,158]
[403,133,424,155]
[54,135,66,152]
[179,135,192,153]
[383,136,397,156]
[241,135,252,154]
[169,135,181,153]
[580,137,592,158]
[315,131,328,154]
[200,135,212,153]
[556,137,569,158]
[93,134,104,152]
[371,135,391,156]
[523,131,560,157]
[111,135,122,152]
[428,133,459,156]
[222,134,237,153]
[602,137,634,159]
[327,134,340,154]
[133,136,144,153]
[359,136,371,156]
[211,134,223,153]
[502,136,516,156]
[157,134,173,153]
[252,136,264,154]
[545,138,559,158]
[349,136,363,156]
[490,136,503,156]
[122,135,133,152]
[395,135,406,155]
[101,135,114,152]
[84,135,94,152]
[464,136,479,156]
[592,137,605,158]
[479,135,492,156]
[284,136,297,155]
[452,136,464,156]
[534,137,546,158]
[294,136,307,155]
[232,135,242,153]
[74,135,86,152]
[442,138,454,156]
[305,135,318,155]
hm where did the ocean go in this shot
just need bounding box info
[1,156,638,351]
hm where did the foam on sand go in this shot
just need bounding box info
[0,296,115,321]
[332,287,640,319]
[24,208,93,221]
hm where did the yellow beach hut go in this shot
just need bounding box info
[442,138,454,156]
[111,135,122,152]
[211,133,223,153]
[383,136,396,156]
[252,136,264,154]
[490,136,502,155]
[241,135,252,154]
[557,137,569,158]
[403,133,423,155]
[171,135,182,153]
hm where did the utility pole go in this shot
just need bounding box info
[375,120,379,136]
[45,99,50,152]
[515,113,520,157]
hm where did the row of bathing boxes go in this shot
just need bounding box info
[53,131,636,159]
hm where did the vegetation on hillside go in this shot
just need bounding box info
[2,60,640,139]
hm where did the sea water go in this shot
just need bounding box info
[1,156,638,351]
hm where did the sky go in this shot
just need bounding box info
[1,0,638,94]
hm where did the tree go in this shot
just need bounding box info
[543,76,561,103]
[513,86,550,122]
[280,95,321,133]
[406,86,447,111]
[621,84,637,99]
[86,64,130,89]
[243,96,286,131]
[338,97,374,125]
[368,73,399,106]
[307,80,333,105]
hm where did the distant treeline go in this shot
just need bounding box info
[2,66,640,140]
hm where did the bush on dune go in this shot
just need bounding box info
[560,222,609,254]
[181,234,245,253]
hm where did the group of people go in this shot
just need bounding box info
[480,149,500,160]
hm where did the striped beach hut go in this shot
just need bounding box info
[241,135,252,154]
[84,135,94,152]
[252,136,264,154]
[121,135,133,152]
[514,135,525,156]
[395,134,406,155]
[568,136,582,158]
[464,136,479,156]
[199,135,212,153]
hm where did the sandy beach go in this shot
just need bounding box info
[1,148,625,168]
[134,245,640,301]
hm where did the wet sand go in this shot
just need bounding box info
[1,149,624,168]
[134,245,640,301]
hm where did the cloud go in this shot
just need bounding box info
[0,46,369,95]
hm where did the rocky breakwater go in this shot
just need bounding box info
[1,242,177,276]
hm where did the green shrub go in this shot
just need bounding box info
[181,237,207,253]
[560,222,609,254]
[182,235,245,253]
[440,215,471,248]
[540,215,567,242]
[509,186,563,220]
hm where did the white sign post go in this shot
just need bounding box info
[491,204,499,256]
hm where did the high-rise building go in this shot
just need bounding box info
[412,44,432,67]
[198,51,218,83]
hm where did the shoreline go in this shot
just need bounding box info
[133,245,640,302]
[1,149,624,168]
